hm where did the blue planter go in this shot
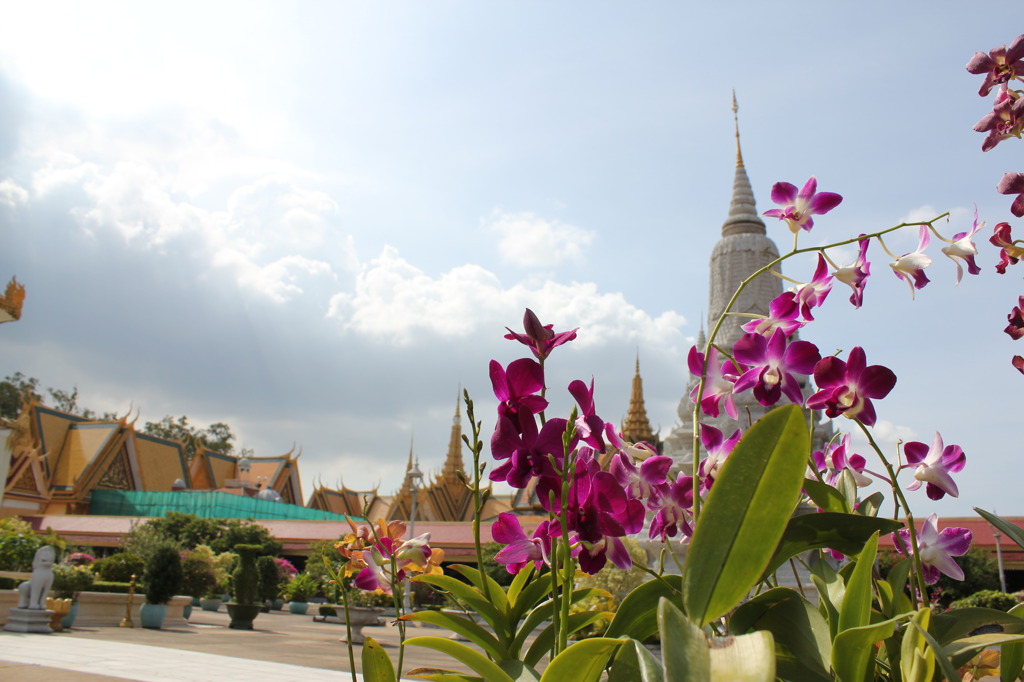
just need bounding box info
[140,603,166,629]
[60,600,79,629]
[183,603,192,620]
[289,601,309,615]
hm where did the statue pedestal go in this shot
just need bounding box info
[4,607,54,633]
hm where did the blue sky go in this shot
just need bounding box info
[0,1,1020,520]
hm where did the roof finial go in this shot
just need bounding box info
[732,89,743,168]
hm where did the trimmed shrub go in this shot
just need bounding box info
[180,549,216,599]
[950,590,1022,612]
[232,544,261,606]
[256,555,279,603]
[144,545,183,605]
[93,552,145,583]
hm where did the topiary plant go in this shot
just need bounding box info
[180,549,216,599]
[93,552,145,583]
[950,590,1022,612]
[144,544,183,605]
[256,555,279,603]
[231,544,260,606]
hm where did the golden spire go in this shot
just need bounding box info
[622,351,658,447]
[0,276,26,323]
[442,389,464,478]
[732,90,744,168]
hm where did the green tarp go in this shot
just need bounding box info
[88,489,354,521]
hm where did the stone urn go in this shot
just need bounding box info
[226,602,262,630]
[200,597,222,612]
[339,606,385,644]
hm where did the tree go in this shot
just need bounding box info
[0,372,41,419]
[143,415,238,460]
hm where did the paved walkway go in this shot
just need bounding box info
[0,608,473,681]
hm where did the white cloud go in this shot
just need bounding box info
[488,211,594,267]
[326,246,687,349]
[0,179,28,207]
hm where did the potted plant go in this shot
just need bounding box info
[256,555,278,612]
[225,544,262,629]
[50,563,94,630]
[282,572,318,615]
[140,544,183,629]
[273,557,296,609]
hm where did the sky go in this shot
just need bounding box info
[0,1,1020,521]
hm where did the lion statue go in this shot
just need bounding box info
[17,545,55,610]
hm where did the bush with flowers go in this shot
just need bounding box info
[52,563,95,600]
[326,34,1024,682]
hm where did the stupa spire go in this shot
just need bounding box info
[622,351,658,448]
[721,92,766,238]
[442,389,464,478]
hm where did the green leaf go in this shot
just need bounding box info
[907,620,965,682]
[708,631,776,682]
[836,469,858,514]
[659,598,710,682]
[762,513,901,578]
[810,559,844,642]
[604,575,682,640]
[900,609,935,682]
[509,570,561,626]
[405,672,483,682]
[803,478,850,514]
[361,636,397,682]
[730,587,831,682]
[538,638,624,682]
[831,614,905,682]
[506,563,534,607]
[1002,603,1024,682]
[402,610,507,659]
[523,610,613,668]
[854,491,885,517]
[413,574,506,637]
[608,639,663,682]
[513,588,609,655]
[975,508,1024,551]
[931,607,1024,646]
[404,636,515,682]
[683,404,810,626]
[837,531,878,633]
[450,564,510,614]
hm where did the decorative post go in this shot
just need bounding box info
[402,460,423,615]
[120,574,137,628]
[994,527,1007,593]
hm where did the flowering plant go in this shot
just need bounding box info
[52,563,94,600]
[65,552,95,567]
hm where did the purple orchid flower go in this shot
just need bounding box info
[490,358,548,430]
[974,85,1024,152]
[990,222,1024,274]
[762,176,843,234]
[1014,355,1024,375]
[578,536,632,575]
[688,345,741,419]
[806,346,896,427]
[604,424,661,462]
[998,172,1024,218]
[649,475,695,542]
[610,450,674,510]
[889,226,932,299]
[741,291,803,336]
[940,210,984,284]
[1006,296,1024,340]
[568,378,607,452]
[504,308,578,361]
[903,432,966,501]
[732,328,821,407]
[830,237,871,308]
[967,34,1024,96]
[812,434,870,488]
[489,414,569,487]
[895,514,972,584]
[791,254,833,321]
[697,424,742,493]
[491,513,553,574]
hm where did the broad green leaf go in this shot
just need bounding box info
[603,575,682,640]
[506,563,534,607]
[837,532,878,633]
[1002,603,1024,682]
[831,614,905,682]
[803,478,850,514]
[450,564,510,614]
[709,631,775,682]
[523,611,613,668]
[931,607,1024,646]
[406,671,483,682]
[413,574,506,638]
[854,491,885,517]
[900,609,934,682]
[509,570,562,626]
[402,610,507,659]
[943,633,1024,665]
[404,636,515,682]
[514,588,610,655]
[683,404,809,626]
[908,620,964,682]
[836,470,858,514]
[730,587,831,682]
[762,513,901,578]
[361,636,397,682]
[975,508,1024,551]
[811,559,844,642]
[659,598,710,681]
[538,638,624,682]
[608,639,663,682]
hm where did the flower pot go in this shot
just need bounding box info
[191,596,202,607]
[139,603,166,629]
[260,600,271,613]
[339,606,385,644]
[45,598,73,632]
[288,601,309,615]
[225,602,262,630]
[200,597,222,612]
[183,602,192,620]
[60,600,80,629]
[272,598,285,611]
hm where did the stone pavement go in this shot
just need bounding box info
[0,607,475,681]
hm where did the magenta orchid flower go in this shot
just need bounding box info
[762,177,843,234]
[688,345,741,419]
[990,222,1024,274]
[889,226,932,299]
[966,34,1024,96]
[490,414,569,487]
[610,450,673,509]
[998,172,1024,218]
[732,328,821,407]
[741,291,803,336]
[490,358,548,430]
[504,308,578,361]
[1005,296,1024,340]
[697,424,742,493]
[1014,356,1024,375]
[649,475,695,542]
[812,434,871,487]
[830,237,871,308]
[895,514,972,584]
[940,210,984,284]
[806,346,897,427]
[491,513,553,574]
[791,254,833,321]
[974,85,1024,152]
[568,378,607,452]
[903,432,966,501]
[604,424,660,462]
